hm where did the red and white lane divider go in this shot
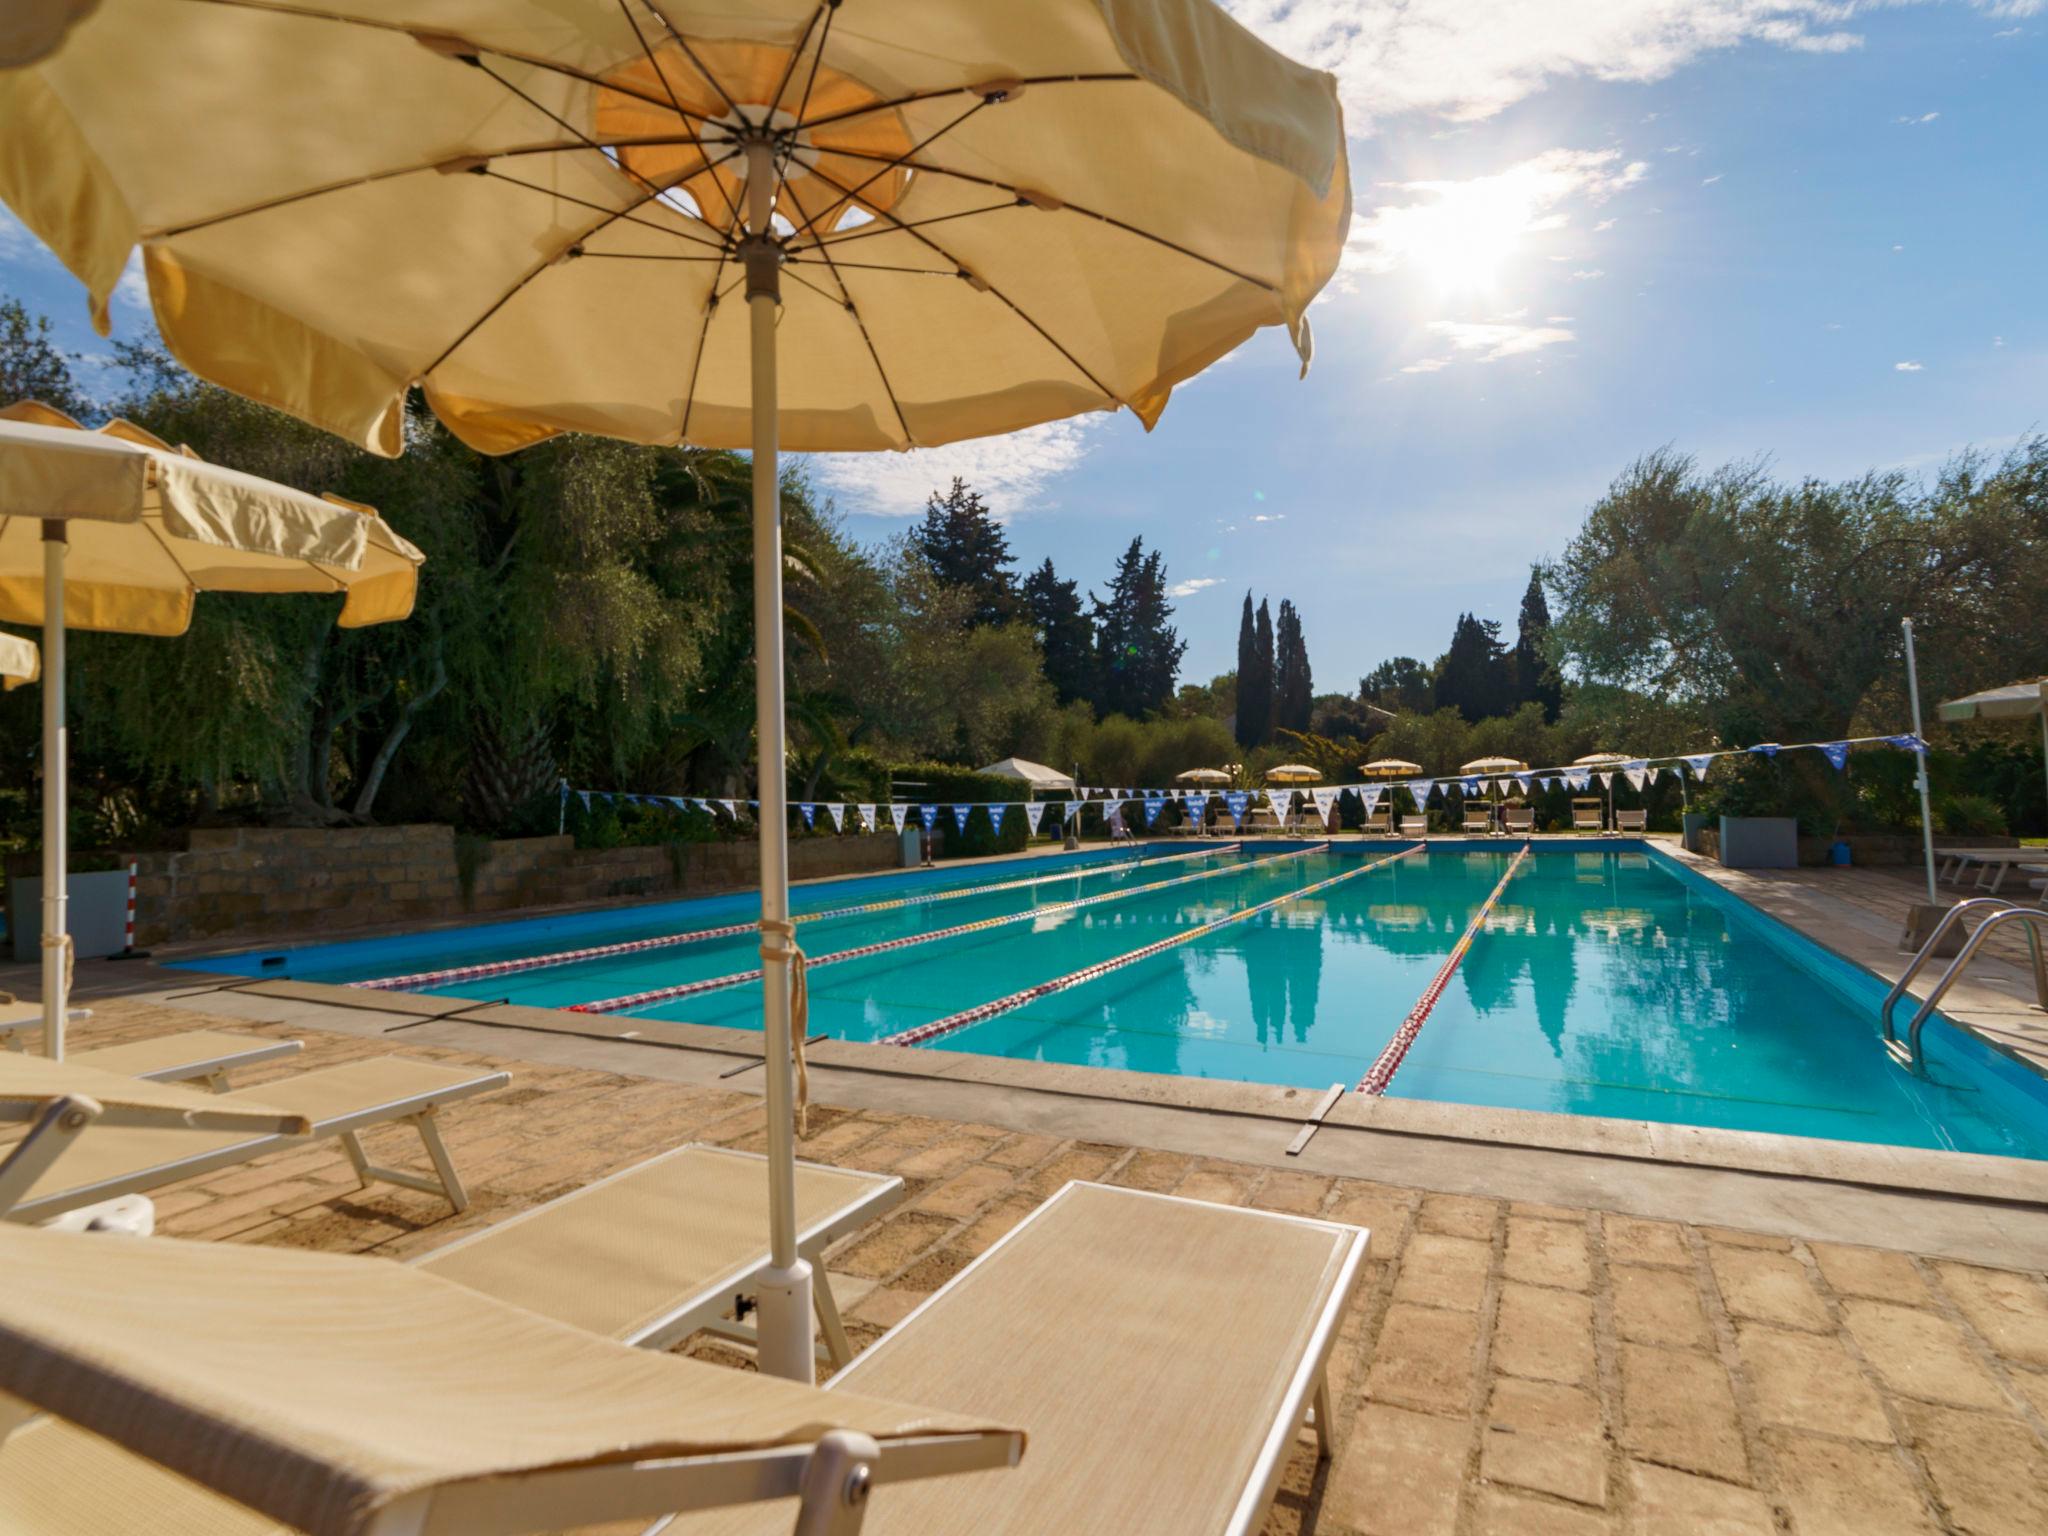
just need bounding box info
[351,841,1242,994]
[1356,842,1532,1096]
[569,842,1327,1016]
[882,844,1425,1048]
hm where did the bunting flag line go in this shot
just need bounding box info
[1024,802,1047,836]
[824,803,845,831]
[1624,768,1648,792]
[1819,741,1850,772]
[951,804,973,834]
[918,805,939,831]
[1408,778,1435,805]
[1595,772,1613,790]
[1225,790,1250,828]
[890,804,910,833]
[1142,797,1166,828]
[1460,777,1481,795]
[1514,774,1533,795]
[798,803,817,830]
[856,803,875,832]
[1310,786,1341,824]
[1683,755,1713,780]
[1566,770,1590,791]
[988,804,1008,836]
[1750,743,1780,758]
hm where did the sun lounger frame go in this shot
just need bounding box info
[418,1143,901,1367]
[3,1060,507,1224]
[70,1030,304,1090]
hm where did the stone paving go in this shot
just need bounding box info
[31,1001,2048,1534]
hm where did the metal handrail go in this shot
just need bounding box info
[1883,901,2048,1069]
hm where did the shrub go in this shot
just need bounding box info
[1937,794,2008,837]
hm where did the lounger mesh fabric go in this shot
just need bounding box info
[0,1412,284,1536]
[672,1183,1361,1535]
[0,1224,1011,1536]
[0,1052,307,1131]
[419,1146,890,1341]
[70,1029,287,1078]
[13,1056,486,1200]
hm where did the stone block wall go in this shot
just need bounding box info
[109,825,900,948]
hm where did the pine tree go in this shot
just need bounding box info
[1435,613,1514,723]
[1091,538,1187,718]
[1512,567,1564,722]
[1234,591,1267,748]
[1023,557,1096,708]
[1273,599,1314,733]
[911,477,1020,627]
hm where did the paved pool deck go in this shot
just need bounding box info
[20,995,2048,1536]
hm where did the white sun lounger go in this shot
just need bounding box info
[1461,806,1492,834]
[0,1054,507,1223]
[1399,814,1429,837]
[418,1143,901,1368]
[1615,809,1648,832]
[662,1180,1368,1536]
[1504,806,1535,833]
[68,1029,305,1089]
[1935,848,2048,893]
[0,1222,1022,1536]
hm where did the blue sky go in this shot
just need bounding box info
[4,1,2042,692]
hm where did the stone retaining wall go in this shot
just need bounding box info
[93,826,901,947]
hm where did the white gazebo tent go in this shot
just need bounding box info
[979,757,1075,795]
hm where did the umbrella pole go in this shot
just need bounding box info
[1902,618,1938,904]
[742,136,813,1383]
[40,523,67,1060]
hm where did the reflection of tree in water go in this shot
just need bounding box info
[1245,908,1326,1045]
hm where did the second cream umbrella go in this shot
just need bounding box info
[3,0,1349,1381]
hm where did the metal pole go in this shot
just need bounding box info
[40,524,67,1059]
[1902,618,1937,903]
[742,133,813,1383]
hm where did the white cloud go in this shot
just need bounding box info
[1894,360,1924,372]
[112,250,151,314]
[1895,111,1940,124]
[1569,268,1606,280]
[1993,335,2005,348]
[1428,319,1576,361]
[1338,148,1645,293]
[1701,172,1724,184]
[812,419,1095,518]
[0,204,52,265]
[1593,217,1618,231]
[1399,356,1453,374]
[1250,512,1287,522]
[1168,577,1225,598]
[1891,243,1905,252]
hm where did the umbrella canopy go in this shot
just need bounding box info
[0,632,36,688]
[1174,767,1231,785]
[1460,756,1528,775]
[1358,758,1421,779]
[1940,678,2048,830]
[1573,752,1630,767]
[1265,764,1323,784]
[979,756,1074,793]
[0,404,422,635]
[0,400,423,1064]
[3,0,1346,1386]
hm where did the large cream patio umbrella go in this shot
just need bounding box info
[0,402,423,1060]
[1940,678,2048,830]
[1,0,1348,1382]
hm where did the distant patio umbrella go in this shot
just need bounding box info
[2,0,1347,1382]
[1359,758,1421,778]
[1940,678,2048,831]
[979,756,1074,794]
[1174,767,1232,785]
[0,633,38,688]
[0,403,423,1060]
[1265,764,1323,784]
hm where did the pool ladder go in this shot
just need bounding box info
[1880,897,2048,1070]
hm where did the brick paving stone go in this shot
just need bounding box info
[1618,1343,1749,1482]
[2010,1365,2048,1422]
[1418,1191,1499,1240]
[983,1131,1060,1169]
[1735,1321,1893,1441]
[1391,1233,1492,1313]
[1252,1170,1335,1216]
[1471,1485,1612,1536]
[1766,1429,1940,1536]
[1700,1226,1793,1252]
[1504,1216,1591,1291]
[1177,1163,1261,1205]
[1901,1401,2048,1536]
[910,1163,1013,1220]
[891,1129,1004,1180]
[1933,1262,2048,1371]
[1510,1200,1583,1222]
[949,1192,1040,1257]
[828,1210,953,1280]
[1610,1264,1713,1350]
[1365,1303,1481,1413]
[848,1285,924,1330]
[1493,1284,1596,1386]
[1325,1403,1465,1536]
[1811,1242,1930,1305]
[1486,1377,1602,1441]
[1602,1213,1689,1269]
[1626,1463,1778,1536]
[1326,1182,1414,1250]
[1842,1298,2012,1411]
[1709,1245,1833,1332]
[1108,1147,1193,1192]
[1023,1141,1125,1195]
[1481,1427,1609,1506]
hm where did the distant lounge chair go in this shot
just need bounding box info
[1461,805,1492,834]
[42,1029,302,1091]
[1504,806,1535,834]
[1399,814,1430,837]
[1615,809,1648,833]
[1363,809,1393,835]
[0,1221,1022,1536]
[1571,798,1605,832]
[0,1054,507,1223]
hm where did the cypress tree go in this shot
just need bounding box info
[1512,568,1564,722]
[1274,599,1314,733]
[1234,591,1261,748]
[1435,612,1514,723]
[1023,557,1097,708]
[1250,599,1276,743]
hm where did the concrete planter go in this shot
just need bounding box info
[9,869,131,960]
[1718,816,1799,870]
[1681,812,1713,854]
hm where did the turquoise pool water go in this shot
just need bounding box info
[182,843,2048,1159]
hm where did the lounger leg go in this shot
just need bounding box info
[0,1096,101,1216]
[813,1269,856,1370]
[338,1128,374,1190]
[413,1111,471,1213]
[340,1116,471,1213]
[1311,1373,1335,1462]
[205,1067,233,1094]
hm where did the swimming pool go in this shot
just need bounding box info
[183,841,2048,1160]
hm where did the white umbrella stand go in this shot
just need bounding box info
[39,528,69,1057]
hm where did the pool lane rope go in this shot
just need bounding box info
[351,841,1243,993]
[881,843,1426,1048]
[1356,841,1533,1097]
[568,841,1331,1015]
